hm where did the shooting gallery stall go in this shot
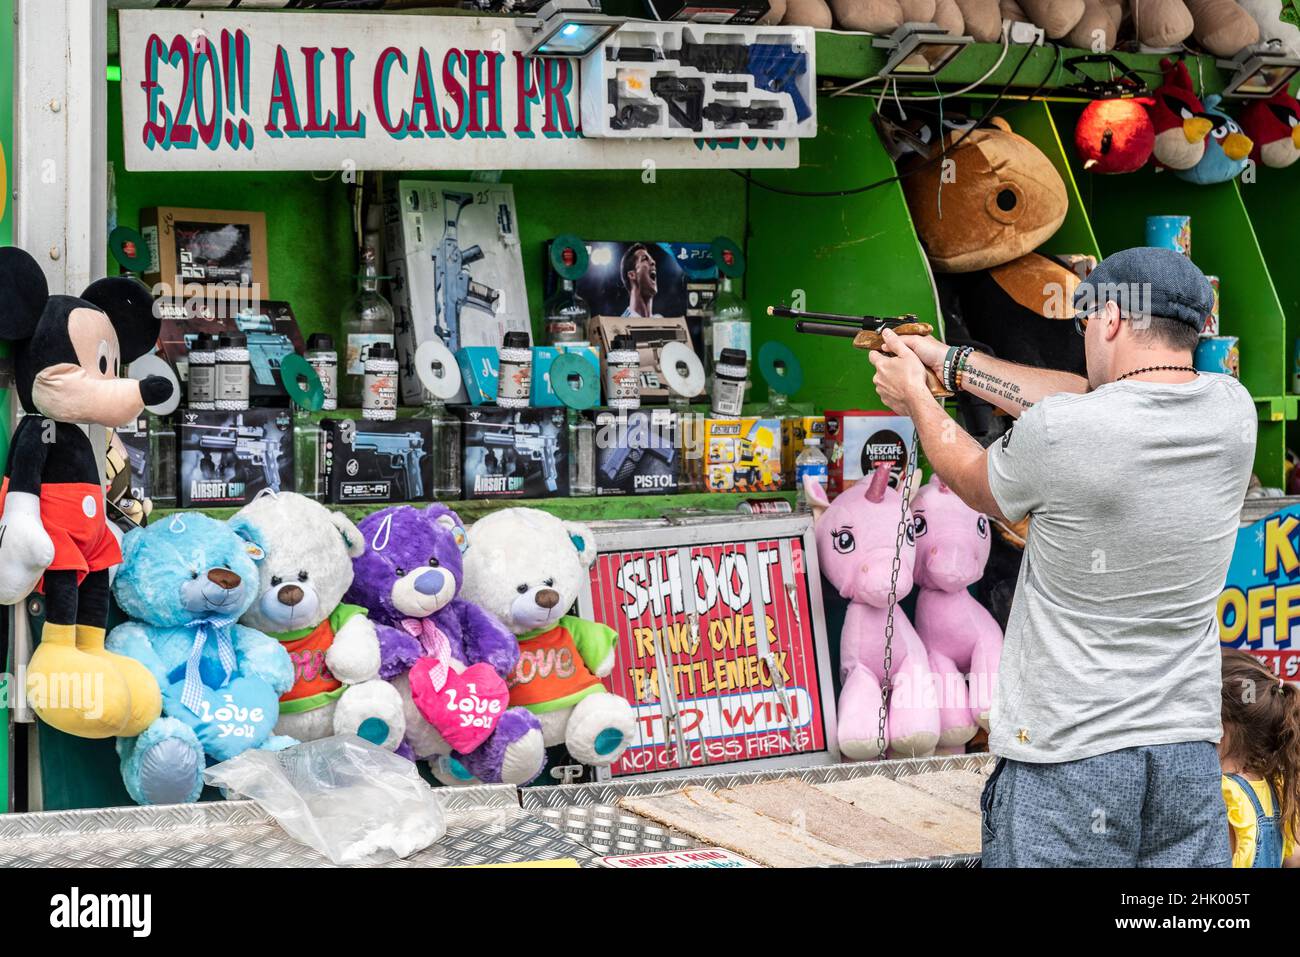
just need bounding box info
[1,0,1298,869]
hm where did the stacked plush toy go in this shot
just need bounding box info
[773,0,1281,61]
[346,504,549,787]
[232,492,406,751]
[108,513,296,805]
[459,509,636,772]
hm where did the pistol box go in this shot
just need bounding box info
[460,407,570,499]
[320,418,434,505]
[703,417,782,493]
[594,408,678,496]
[177,407,294,507]
[824,410,916,499]
[112,418,152,503]
[140,206,270,297]
[157,298,305,402]
[383,180,531,404]
[780,414,825,476]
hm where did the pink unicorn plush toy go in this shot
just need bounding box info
[805,462,940,760]
[911,475,1003,752]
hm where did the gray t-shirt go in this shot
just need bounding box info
[986,373,1256,763]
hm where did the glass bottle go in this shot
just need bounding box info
[703,274,752,393]
[415,392,463,500]
[146,412,177,509]
[545,277,590,345]
[340,246,396,408]
[568,409,595,497]
[291,406,324,501]
[669,394,703,493]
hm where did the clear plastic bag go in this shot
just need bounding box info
[205,735,446,866]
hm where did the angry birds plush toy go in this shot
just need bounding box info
[1240,89,1300,168]
[1075,98,1156,174]
[0,246,174,739]
[1175,93,1255,184]
[1147,58,1214,170]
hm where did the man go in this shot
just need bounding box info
[619,244,661,318]
[869,247,1255,867]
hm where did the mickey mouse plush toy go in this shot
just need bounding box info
[0,246,173,738]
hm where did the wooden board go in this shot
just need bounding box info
[816,775,982,855]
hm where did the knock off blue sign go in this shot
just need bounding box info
[1219,503,1300,679]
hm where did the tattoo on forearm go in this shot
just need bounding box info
[963,365,1032,409]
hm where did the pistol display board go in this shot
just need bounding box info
[177,408,293,507]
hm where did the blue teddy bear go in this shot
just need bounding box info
[107,513,296,805]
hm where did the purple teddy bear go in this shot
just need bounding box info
[345,504,546,786]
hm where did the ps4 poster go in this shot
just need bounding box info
[384,180,530,404]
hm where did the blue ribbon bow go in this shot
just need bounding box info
[180,616,238,717]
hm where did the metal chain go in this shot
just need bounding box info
[877,427,921,760]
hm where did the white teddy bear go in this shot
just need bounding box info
[232,492,406,749]
[460,508,636,768]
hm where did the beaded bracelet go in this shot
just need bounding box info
[953,346,976,392]
[943,345,969,393]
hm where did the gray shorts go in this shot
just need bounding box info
[981,741,1230,868]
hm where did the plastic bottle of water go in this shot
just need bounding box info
[795,436,828,512]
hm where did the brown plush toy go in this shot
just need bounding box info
[761,0,789,23]
[1067,0,1124,50]
[827,0,904,32]
[898,0,938,18]
[899,117,1069,273]
[1019,0,1086,37]
[780,0,834,27]
[933,0,966,32]
[955,0,1005,40]
[999,0,1029,23]
[1185,0,1261,56]
[1131,0,1197,48]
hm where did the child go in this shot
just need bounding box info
[1219,650,1300,868]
